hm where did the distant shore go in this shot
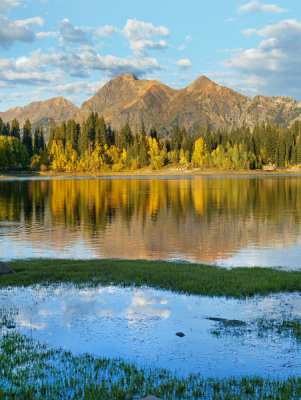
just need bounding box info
[2,166,301,179]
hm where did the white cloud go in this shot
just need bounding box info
[36,31,58,39]
[124,19,169,54]
[0,0,19,14]
[35,80,107,97]
[178,44,186,51]
[0,45,165,89]
[174,59,192,69]
[60,18,90,44]
[15,16,43,27]
[238,1,288,14]
[0,16,43,48]
[185,35,192,41]
[224,19,301,97]
[0,0,47,15]
[124,19,169,41]
[129,39,168,53]
[94,25,117,38]
[0,70,65,86]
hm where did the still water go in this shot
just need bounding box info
[1,284,300,377]
[1,175,301,268]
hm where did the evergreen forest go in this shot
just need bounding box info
[1,113,301,172]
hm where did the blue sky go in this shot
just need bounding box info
[0,0,300,110]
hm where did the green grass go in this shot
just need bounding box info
[258,318,301,340]
[208,317,301,341]
[1,259,300,298]
[0,332,300,400]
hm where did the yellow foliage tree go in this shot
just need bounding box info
[191,138,207,168]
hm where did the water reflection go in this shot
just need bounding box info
[1,177,301,266]
[0,285,300,377]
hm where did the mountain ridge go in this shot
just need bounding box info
[2,74,301,133]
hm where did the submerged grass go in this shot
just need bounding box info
[0,331,300,400]
[257,318,301,340]
[208,316,301,341]
[1,259,301,298]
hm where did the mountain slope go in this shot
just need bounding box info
[0,97,80,127]
[2,74,301,133]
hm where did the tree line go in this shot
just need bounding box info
[1,112,301,171]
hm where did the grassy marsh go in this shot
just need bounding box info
[0,332,300,400]
[1,259,301,298]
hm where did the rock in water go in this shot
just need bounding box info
[0,261,15,276]
[139,397,163,400]
[176,332,185,337]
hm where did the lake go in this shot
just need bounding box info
[1,175,301,268]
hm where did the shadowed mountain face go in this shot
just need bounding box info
[2,74,301,133]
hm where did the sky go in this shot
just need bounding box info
[0,0,300,111]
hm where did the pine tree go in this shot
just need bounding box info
[34,126,40,154]
[66,120,78,151]
[170,125,183,151]
[39,128,45,151]
[95,116,107,146]
[108,126,115,145]
[150,126,158,140]
[140,122,146,137]
[22,119,33,158]
[10,119,20,140]
[119,123,133,149]
[0,118,8,136]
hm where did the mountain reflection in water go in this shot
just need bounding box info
[1,176,301,267]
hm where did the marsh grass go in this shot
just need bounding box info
[257,318,301,340]
[1,259,301,298]
[209,317,301,341]
[0,332,300,400]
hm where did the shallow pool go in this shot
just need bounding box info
[0,284,300,377]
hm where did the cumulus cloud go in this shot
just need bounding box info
[0,0,47,15]
[0,46,165,89]
[94,25,117,38]
[36,80,107,97]
[238,1,288,14]
[0,69,65,86]
[0,0,20,14]
[224,19,301,97]
[36,31,58,39]
[60,18,90,44]
[178,44,186,51]
[124,19,169,54]
[174,59,192,69]
[0,16,43,48]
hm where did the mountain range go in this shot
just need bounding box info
[2,73,301,134]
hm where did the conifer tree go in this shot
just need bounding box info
[34,126,40,154]
[170,125,183,151]
[119,122,133,149]
[22,119,33,158]
[10,119,20,140]
[95,116,107,146]
[150,126,158,140]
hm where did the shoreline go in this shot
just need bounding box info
[2,166,301,179]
